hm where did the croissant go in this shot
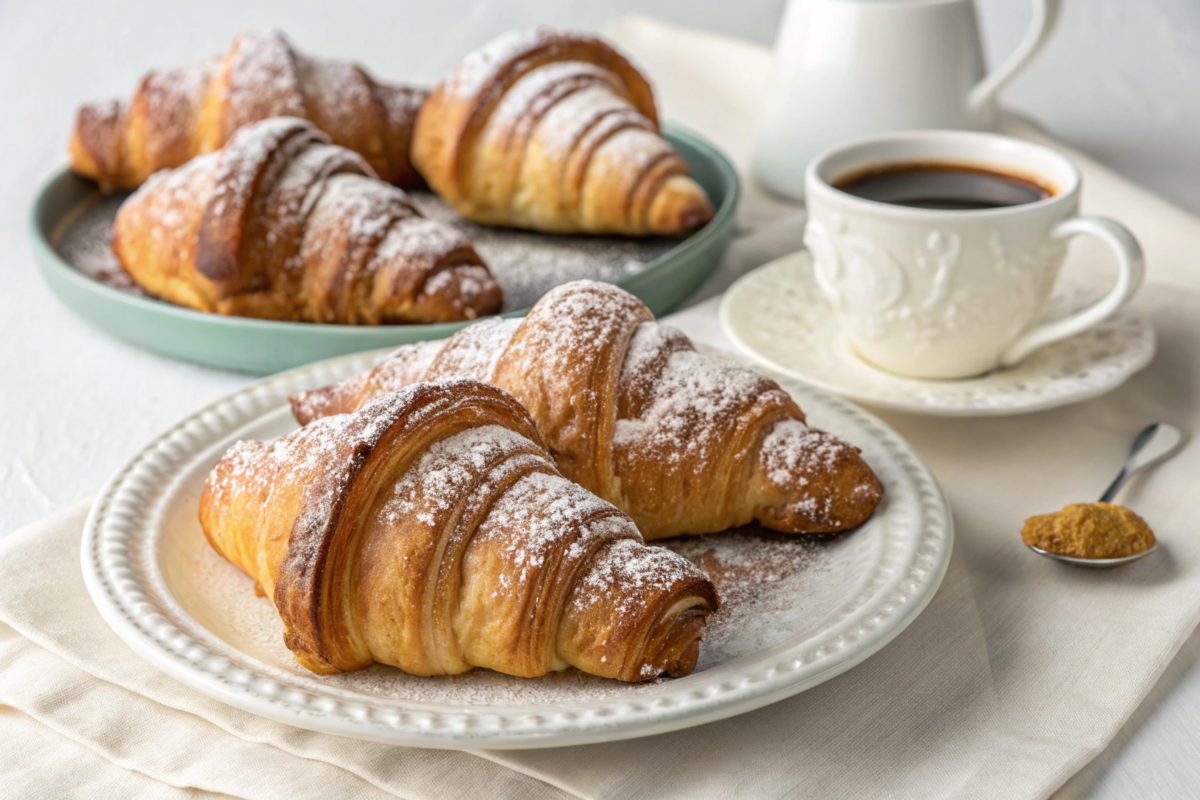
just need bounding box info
[70,31,427,191]
[112,117,502,324]
[292,281,884,539]
[201,378,717,680]
[412,28,715,236]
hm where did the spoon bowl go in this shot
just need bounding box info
[1026,541,1158,568]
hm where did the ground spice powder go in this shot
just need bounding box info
[1021,502,1156,559]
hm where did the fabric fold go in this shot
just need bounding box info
[0,704,230,799]
[0,505,570,800]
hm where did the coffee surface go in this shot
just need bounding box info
[836,163,1052,210]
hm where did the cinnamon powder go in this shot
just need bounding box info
[1022,502,1155,559]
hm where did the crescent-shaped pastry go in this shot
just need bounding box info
[70,30,426,190]
[201,378,717,680]
[412,28,714,236]
[113,117,502,324]
[291,281,884,539]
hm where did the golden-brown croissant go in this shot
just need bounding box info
[201,378,717,680]
[292,281,884,539]
[112,117,502,324]
[412,28,715,236]
[70,31,427,191]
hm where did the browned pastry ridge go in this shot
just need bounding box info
[70,30,427,190]
[412,27,715,236]
[292,281,884,539]
[201,378,717,680]
[112,117,502,324]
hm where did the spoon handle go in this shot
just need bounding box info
[1099,423,1187,503]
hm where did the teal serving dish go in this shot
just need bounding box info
[30,126,740,374]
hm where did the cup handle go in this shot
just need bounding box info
[999,215,1145,368]
[967,0,1063,118]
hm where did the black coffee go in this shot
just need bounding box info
[835,162,1053,210]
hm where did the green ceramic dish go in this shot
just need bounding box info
[30,126,739,374]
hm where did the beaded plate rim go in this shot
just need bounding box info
[81,344,952,749]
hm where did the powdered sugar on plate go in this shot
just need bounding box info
[409,193,672,310]
[53,194,144,293]
[662,530,831,671]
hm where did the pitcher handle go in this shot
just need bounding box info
[967,0,1063,118]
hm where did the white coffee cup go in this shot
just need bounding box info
[803,130,1144,380]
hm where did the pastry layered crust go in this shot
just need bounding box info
[70,31,427,190]
[200,378,717,680]
[112,117,502,324]
[412,28,714,236]
[292,281,884,539]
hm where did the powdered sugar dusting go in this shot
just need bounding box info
[139,151,217,223]
[759,419,858,521]
[313,173,414,244]
[502,281,644,388]
[220,31,306,123]
[209,380,466,504]
[487,61,618,161]
[444,28,555,100]
[532,82,637,160]
[474,471,631,575]
[594,126,671,173]
[374,424,536,529]
[205,117,309,223]
[663,531,831,671]
[370,340,444,395]
[488,60,601,127]
[569,538,696,619]
[430,317,522,381]
[409,193,669,310]
[53,194,144,292]
[303,173,432,284]
[296,57,374,141]
[613,322,784,463]
[373,216,467,265]
[137,60,215,128]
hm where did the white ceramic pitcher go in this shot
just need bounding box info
[753,0,1062,199]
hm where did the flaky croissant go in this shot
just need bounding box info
[412,28,715,236]
[292,281,884,539]
[112,117,502,324]
[201,378,717,680]
[70,31,427,190]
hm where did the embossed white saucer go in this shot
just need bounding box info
[720,252,1156,417]
[81,344,951,749]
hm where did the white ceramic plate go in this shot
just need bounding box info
[720,252,1156,417]
[81,345,952,749]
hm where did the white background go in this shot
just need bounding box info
[2,1,1198,796]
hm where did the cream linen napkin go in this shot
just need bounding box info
[4,15,1200,799]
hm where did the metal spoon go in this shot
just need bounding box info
[1027,422,1187,568]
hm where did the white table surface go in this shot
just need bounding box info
[2,1,1198,796]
